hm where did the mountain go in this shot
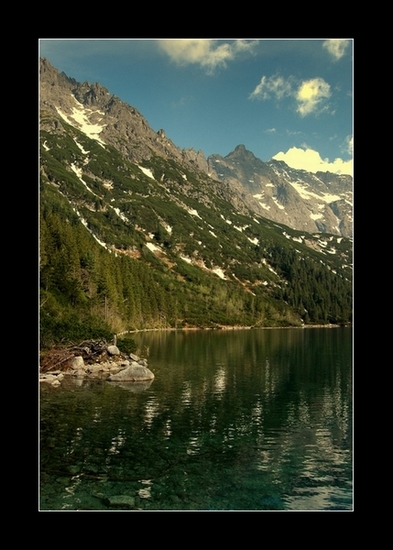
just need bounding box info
[207,145,353,238]
[39,58,352,346]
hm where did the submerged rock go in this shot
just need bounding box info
[108,363,154,382]
[107,495,136,508]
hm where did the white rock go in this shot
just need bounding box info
[107,345,120,355]
[70,356,84,370]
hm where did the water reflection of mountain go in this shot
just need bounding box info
[40,328,352,510]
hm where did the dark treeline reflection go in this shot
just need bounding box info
[40,328,352,510]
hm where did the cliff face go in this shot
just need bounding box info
[207,145,353,238]
[40,58,352,238]
[40,57,209,171]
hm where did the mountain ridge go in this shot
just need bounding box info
[39,58,352,344]
[206,144,352,237]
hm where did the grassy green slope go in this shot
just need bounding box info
[39,114,352,347]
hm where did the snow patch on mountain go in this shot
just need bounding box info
[188,209,202,219]
[138,166,155,180]
[113,208,128,223]
[72,206,111,251]
[73,138,90,156]
[146,242,162,253]
[212,267,226,280]
[289,180,340,204]
[56,95,106,146]
[220,215,232,225]
[70,163,96,196]
[272,197,285,210]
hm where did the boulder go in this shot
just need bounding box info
[108,363,154,382]
[107,345,120,356]
[129,353,147,366]
[70,356,84,370]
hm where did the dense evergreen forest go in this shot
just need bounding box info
[40,176,352,349]
[39,88,352,349]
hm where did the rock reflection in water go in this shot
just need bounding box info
[40,328,352,511]
[110,380,154,393]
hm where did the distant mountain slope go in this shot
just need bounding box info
[207,145,352,238]
[39,58,352,344]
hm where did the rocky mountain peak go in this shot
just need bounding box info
[182,148,209,173]
[208,145,353,238]
[227,144,257,161]
[40,58,352,238]
[39,58,353,333]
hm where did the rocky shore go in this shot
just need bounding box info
[39,340,154,387]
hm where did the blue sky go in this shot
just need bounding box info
[39,39,353,175]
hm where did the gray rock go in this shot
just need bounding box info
[107,345,120,355]
[108,363,154,382]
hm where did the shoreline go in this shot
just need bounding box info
[118,323,351,336]
[40,323,351,384]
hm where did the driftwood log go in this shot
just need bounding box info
[40,339,110,373]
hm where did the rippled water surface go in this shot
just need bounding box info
[40,327,352,511]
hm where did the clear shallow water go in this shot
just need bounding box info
[40,327,352,511]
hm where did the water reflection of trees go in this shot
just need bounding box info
[40,328,352,509]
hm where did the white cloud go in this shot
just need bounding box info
[272,146,352,175]
[295,78,331,117]
[343,135,353,155]
[249,74,293,101]
[250,74,331,117]
[158,39,258,73]
[322,39,350,60]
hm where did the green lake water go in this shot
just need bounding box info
[40,327,353,511]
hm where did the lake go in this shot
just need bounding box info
[39,327,353,511]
